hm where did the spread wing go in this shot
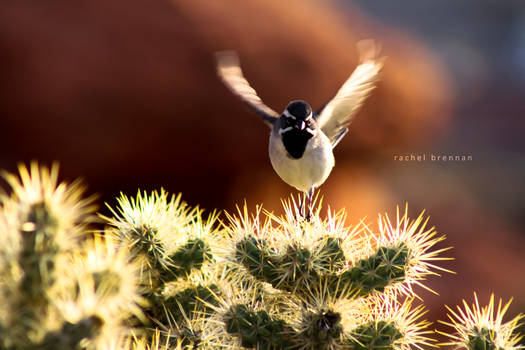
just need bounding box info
[216,51,279,128]
[316,40,384,147]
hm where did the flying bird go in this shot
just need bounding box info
[216,41,384,219]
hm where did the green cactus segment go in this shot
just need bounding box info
[235,237,280,284]
[20,202,59,302]
[38,315,104,350]
[340,243,409,296]
[224,304,293,349]
[298,310,343,348]
[161,239,213,281]
[13,202,60,342]
[235,237,320,293]
[278,245,320,292]
[317,237,346,272]
[467,328,501,350]
[128,225,165,268]
[350,320,403,350]
[236,236,347,293]
[163,284,220,321]
[236,237,409,299]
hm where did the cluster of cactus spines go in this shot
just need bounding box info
[1,163,523,350]
[225,201,363,297]
[198,278,292,349]
[371,208,454,297]
[101,190,199,285]
[130,329,181,350]
[101,189,223,345]
[198,197,443,349]
[438,293,524,350]
[225,199,450,306]
[288,287,362,349]
[58,235,147,325]
[361,295,435,350]
[0,163,115,349]
[224,304,294,348]
[202,276,434,349]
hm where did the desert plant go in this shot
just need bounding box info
[101,189,223,346]
[0,163,142,349]
[0,163,522,350]
[439,293,523,350]
[195,200,447,349]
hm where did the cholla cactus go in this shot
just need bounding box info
[224,199,450,300]
[55,235,147,328]
[198,198,450,349]
[0,163,96,347]
[439,293,524,350]
[101,190,220,286]
[0,163,523,350]
[0,163,142,349]
[102,190,199,284]
[101,189,223,345]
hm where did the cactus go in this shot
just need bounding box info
[0,163,131,349]
[0,163,523,349]
[100,189,223,346]
[351,321,403,350]
[439,293,524,350]
[224,304,293,349]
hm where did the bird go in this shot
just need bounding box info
[216,41,384,219]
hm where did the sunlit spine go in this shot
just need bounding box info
[223,198,449,301]
[102,189,224,346]
[439,293,524,350]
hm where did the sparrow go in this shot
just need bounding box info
[216,41,384,219]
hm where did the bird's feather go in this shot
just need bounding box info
[317,40,384,146]
[330,128,348,149]
[216,51,278,127]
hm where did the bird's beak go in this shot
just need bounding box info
[297,120,306,130]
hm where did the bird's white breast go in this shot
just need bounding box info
[269,131,335,192]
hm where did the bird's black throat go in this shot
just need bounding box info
[282,129,313,159]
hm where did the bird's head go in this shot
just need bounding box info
[279,100,316,136]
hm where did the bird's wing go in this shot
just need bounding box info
[216,51,279,128]
[316,40,384,147]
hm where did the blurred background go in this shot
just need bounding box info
[1,0,524,341]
